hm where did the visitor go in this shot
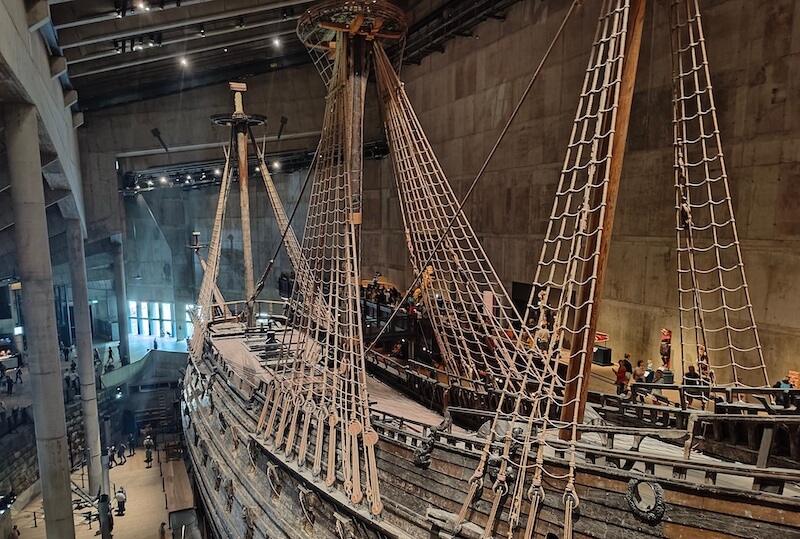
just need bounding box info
[632,360,647,383]
[534,322,550,353]
[153,338,158,350]
[115,487,127,516]
[612,359,628,395]
[683,365,701,406]
[117,442,127,465]
[108,445,116,468]
[5,375,13,396]
[773,375,793,406]
[651,369,666,399]
[128,432,136,456]
[14,367,22,384]
[7,524,20,538]
[159,522,168,539]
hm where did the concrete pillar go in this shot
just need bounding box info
[5,104,76,538]
[112,242,130,365]
[66,218,103,496]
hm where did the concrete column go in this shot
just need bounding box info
[66,218,103,496]
[112,242,130,365]
[5,104,76,539]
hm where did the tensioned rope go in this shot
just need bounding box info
[670,0,768,387]
[452,1,631,537]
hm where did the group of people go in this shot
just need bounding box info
[0,363,22,396]
[611,348,717,406]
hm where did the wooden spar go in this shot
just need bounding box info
[559,0,646,437]
[234,90,255,325]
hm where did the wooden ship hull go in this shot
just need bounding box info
[180,0,800,537]
[183,324,800,539]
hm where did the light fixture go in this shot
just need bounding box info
[255,166,260,172]
[147,180,154,186]
[180,57,188,66]
[272,161,281,170]
[199,24,205,37]
[135,184,141,190]
[223,48,228,52]
[273,37,281,46]
[186,174,192,180]
[160,176,167,183]
[184,179,190,184]
[214,168,221,176]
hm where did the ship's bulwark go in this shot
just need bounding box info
[184,336,800,539]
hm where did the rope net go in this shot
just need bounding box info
[670,0,768,387]
[257,30,383,515]
[374,45,546,393]
[452,1,634,536]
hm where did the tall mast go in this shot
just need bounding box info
[232,84,256,324]
[558,0,646,433]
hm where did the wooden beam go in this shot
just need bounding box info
[27,0,51,32]
[49,56,67,79]
[559,0,647,438]
[63,89,78,108]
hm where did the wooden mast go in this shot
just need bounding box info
[559,0,647,436]
[233,84,255,325]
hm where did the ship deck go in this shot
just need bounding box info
[208,323,467,434]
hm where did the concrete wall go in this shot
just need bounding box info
[390,0,800,383]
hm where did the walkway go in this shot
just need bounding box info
[11,444,187,538]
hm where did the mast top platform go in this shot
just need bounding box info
[297,0,407,51]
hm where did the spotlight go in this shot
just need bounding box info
[255,166,260,172]
[160,176,167,183]
[214,168,221,176]
[223,48,228,53]
[180,57,188,66]
[135,184,141,190]
[272,161,281,170]
[273,37,281,46]
[137,2,145,10]
[186,174,192,180]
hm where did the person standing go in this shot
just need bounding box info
[14,367,22,384]
[115,487,127,516]
[108,445,116,468]
[5,375,13,396]
[127,431,136,456]
[159,522,167,539]
[612,359,628,395]
[632,360,647,383]
[117,442,127,465]
[7,524,20,538]
[683,365,701,406]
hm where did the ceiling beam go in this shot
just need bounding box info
[54,0,214,31]
[60,0,311,49]
[79,50,311,111]
[68,14,299,66]
[71,28,298,78]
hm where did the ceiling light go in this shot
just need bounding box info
[255,166,260,172]
[199,24,205,37]
[147,180,154,186]
[186,174,192,180]
[184,179,190,184]
[273,37,281,47]
[223,48,228,53]
[180,57,188,66]
[214,168,221,176]
[137,2,145,10]
[135,184,141,190]
[272,161,281,170]
[160,176,167,183]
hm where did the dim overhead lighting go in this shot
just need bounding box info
[255,166,260,172]
[180,57,188,66]
[160,176,167,183]
[273,37,281,46]
[272,161,281,170]
[214,168,221,176]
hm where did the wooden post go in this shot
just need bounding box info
[560,0,647,438]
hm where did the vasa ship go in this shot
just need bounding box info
[182,0,800,537]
